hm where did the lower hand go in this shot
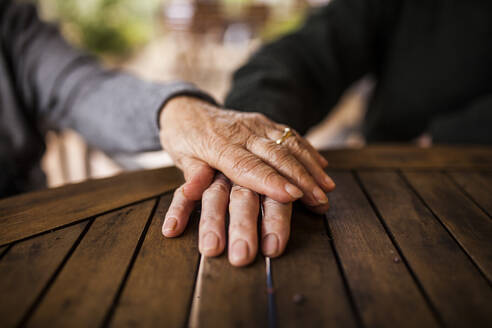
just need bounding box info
[162,173,293,266]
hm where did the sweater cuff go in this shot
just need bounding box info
[152,81,218,129]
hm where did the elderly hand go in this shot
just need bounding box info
[163,174,300,266]
[159,96,335,207]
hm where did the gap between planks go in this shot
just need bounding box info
[359,169,491,327]
[353,170,444,326]
[15,220,93,328]
[0,189,175,249]
[400,170,492,284]
[100,198,160,327]
[444,171,492,219]
[23,200,156,327]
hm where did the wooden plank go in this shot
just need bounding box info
[325,171,437,328]
[323,145,492,169]
[273,203,357,328]
[0,222,87,328]
[360,171,492,327]
[26,199,156,328]
[109,194,200,328]
[197,255,267,327]
[447,171,492,217]
[0,167,183,246]
[404,171,492,281]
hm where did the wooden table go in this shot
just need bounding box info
[0,146,491,328]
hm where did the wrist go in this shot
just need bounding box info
[159,96,217,130]
[159,96,192,131]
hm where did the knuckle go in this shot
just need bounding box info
[263,197,280,207]
[200,215,220,224]
[276,151,294,169]
[229,220,254,231]
[291,164,310,183]
[288,136,303,150]
[247,112,264,121]
[170,203,185,213]
[207,181,230,196]
[265,143,290,164]
[264,215,286,224]
[214,144,231,165]
[231,153,263,175]
[245,134,257,150]
[201,188,215,201]
[231,186,258,201]
[223,121,242,136]
[262,170,279,186]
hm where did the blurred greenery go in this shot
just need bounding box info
[38,0,308,56]
[47,0,161,56]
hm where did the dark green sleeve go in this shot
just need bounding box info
[429,95,492,144]
[225,0,401,135]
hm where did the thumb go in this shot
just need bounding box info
[179,157,215,201]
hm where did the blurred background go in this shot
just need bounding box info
[33,0,370,188]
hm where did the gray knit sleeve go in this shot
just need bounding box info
[1,1,215,153]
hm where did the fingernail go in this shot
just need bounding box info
[285,183,303,199]
[321,157,329,166]
[231,239,249,264]
[203,232,219,253]
[324,176,336,190]
[163,218,177,234]
[313,187,328,204]
[262,234,279,256]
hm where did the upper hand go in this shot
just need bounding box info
[159,96,335,207]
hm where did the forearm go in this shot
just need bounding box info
[1,1,214,154]
[67,75,214,153]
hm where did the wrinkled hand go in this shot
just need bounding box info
[162,174,296,266]
[159,96,335,207]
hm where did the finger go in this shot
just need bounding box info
[261,196,292,257]
[199,173,231,257]
[272,124,328,167]
[176,157,215,201]
[228,185,260,267]
[304,201,331,214]
[285,139,336,193]
[266,130,335,193]
[214,145,304,203]
[245,136,329,207]
[162,185,196,237]
[298,135,329,168]
[287,130,334,189]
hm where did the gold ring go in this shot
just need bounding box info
[276,127,294,145]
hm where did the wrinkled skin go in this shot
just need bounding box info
[159,96,335,266]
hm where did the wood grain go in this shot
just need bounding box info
[109,194,200,328]
[273,203,357,328]
[404,171,492,282]
[447,171,492,217]
[325,171,437,328]
[26,200,156,328]
[0,222,87,328]
[323,145,492,169]
[197,255,267,327]
[0,167,183,246]
[360,171,492,327]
